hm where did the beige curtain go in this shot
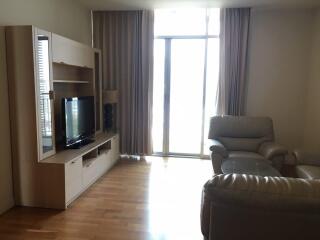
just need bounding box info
[216,8,251,116]
[92,10,154,155]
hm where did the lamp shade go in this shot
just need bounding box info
[103,90,118,104]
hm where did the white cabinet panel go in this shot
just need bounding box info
[65,157,82,203]
[52,33,94,68]
[111,135,120,164]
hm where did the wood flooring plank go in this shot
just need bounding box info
[0,157,213,240]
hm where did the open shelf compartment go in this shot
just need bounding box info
[98,140,111,155]
[82,149,98,167]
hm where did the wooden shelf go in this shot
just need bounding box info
[41,132,118,164]
[53,80,89,84]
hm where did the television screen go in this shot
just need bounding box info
[62,96,95,147]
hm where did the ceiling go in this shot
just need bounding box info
[79,0,320,10]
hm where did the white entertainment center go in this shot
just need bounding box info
[6,26,119,209]
[40,133,119,209]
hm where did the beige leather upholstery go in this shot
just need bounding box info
[201,174,320,240]
[208,116,274,152]
[208,139,228,157]
[293,150,320,167]
[293,150,320,180]
[296,165,320,180]
[208,116,287,172]
[258,142,288,160]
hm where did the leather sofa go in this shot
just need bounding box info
[201,174,320,240]
[293,150,320,180]
[208,116,287,174]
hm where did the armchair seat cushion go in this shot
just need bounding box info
[221,158,281,177]
[228,151,266,160]
[296,165,320,180]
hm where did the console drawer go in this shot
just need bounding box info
[65,157,82,203]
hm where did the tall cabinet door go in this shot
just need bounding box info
[34,28,56,160]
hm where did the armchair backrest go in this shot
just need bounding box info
[208,116,274,152]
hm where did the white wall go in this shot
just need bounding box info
[0,27,14,215]
[0,0,91,45]
[0,0,91,214]
[246,8,314,150]
[303,9,320,152]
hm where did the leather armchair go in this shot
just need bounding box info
[208,116,287,173]
[201,174,320,240]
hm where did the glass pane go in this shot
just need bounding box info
[169,39,205,154]
[152,39,165,152]
[203,38,220,155]
[208,8,220,36]
[37,35,53,154]
[154,9,207,36]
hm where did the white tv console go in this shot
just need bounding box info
[40,133,119,209]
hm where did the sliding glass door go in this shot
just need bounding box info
[152,9,220,158]
[169,39,205,155]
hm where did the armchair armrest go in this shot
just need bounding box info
[208,139,228,158]
[293,150,320,167]
[208,139,227,174]
[258,142,287,160]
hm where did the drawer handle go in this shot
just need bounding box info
[70,161,76,164]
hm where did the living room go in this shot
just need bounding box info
[0,0,320,239]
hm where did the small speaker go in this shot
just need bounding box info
[104,104,113,130]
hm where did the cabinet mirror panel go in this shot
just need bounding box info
[36,32,55,157]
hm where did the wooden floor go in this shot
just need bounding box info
[0,157,213,240]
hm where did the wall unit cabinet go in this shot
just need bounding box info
[6,26,119,209]
[52,33,94,68]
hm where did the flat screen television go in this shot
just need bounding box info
[61,96,95,148]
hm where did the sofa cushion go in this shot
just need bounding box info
[296,165,320,180]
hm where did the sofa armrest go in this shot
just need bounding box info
[208,139,228,158]
[293,150,320,166]
[258,142,287,160]
[201,174,320,239]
